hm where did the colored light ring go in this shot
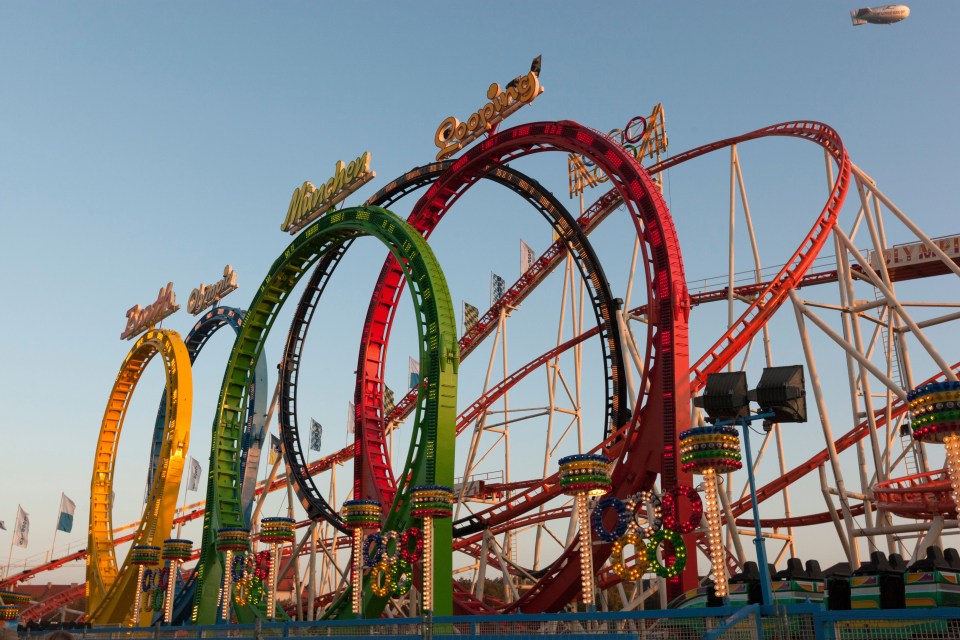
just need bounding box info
[369,561,393,598]
[87,329,192,625]
[192,206,457,624]
[390,560,413,598]
[610,533,649,581]
[660,485,703,535]
[216,527,250,553]
[278,161,629,536]
[591,496,630,542]
[341,500,381,531]
[259,517,296,544]
[146,307,268,524]
[907,381,960,402]
[679,426,743,474]
[558,454,612,496]
[0,591,29,606]
[399,527,423,564]
[380,531,401,566]
[410,485,454,519]
[633,491,664,538]
[161,540,193,562]
[645,529,687,579]
[363,533,384,568]
[0,605,19,621]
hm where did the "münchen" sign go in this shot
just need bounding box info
[281,152,374,234]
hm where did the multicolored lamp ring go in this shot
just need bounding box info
[259,517,294,620]
[679,426,741,598]
[130,545,161,626]
[909,381,960,511]
[216,527,250,622]
[410,485,453,613]
[161,539,192,624]
[341,500,381,617]
[558,454,611,608]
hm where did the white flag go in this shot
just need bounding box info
[347,402,355,434]
[520,240,537,275]
[13,506,29,548]
[56,494,76,533]
[187,457,202,492]
[408,357,420,389]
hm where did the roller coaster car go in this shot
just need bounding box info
[727,561,772,605]
[769,558,825,605]
[850,551,906,610]
[825,562,853,610]
[905,545,960,607]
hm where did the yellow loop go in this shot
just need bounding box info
[370,560,393,597]
[87,329,192,625]
[610,533,649,581]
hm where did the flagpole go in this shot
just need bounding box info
[176,464,189,538]
[5,506,19,579]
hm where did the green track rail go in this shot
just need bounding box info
[192,206,458,623]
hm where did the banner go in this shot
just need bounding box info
[187,456,202,492]
[463,301,479,335]
[383,386,396,415]
[520,240,537,275]
[268,434,282,466]
[13,506,28,548]
[347,402,355,434]
[56,494,76,533]
[309,419,323,452]
[408,357,420,389]
[490,272,506,308]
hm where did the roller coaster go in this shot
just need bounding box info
[4,79,960,629]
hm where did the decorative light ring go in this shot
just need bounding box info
[369,561,393,598]
[646,529,687,579]
[161,538,193,563]
[363,532,384,568]
[253,550,271,580]
[679,426,742,474]
[591,496,629,542]
[216,527,251,553]
[151,587,165,612]
[908,384,960,443]
[0,605,18,621]
[231,553,248,582]
[610,533,649,581]
[157,566,170,592]
[141,568,156,593]
[399,527,423,564]
[233,576,264,608]
[661,485,704,534]
[380,530,401,566]
[341,500,382,531]
[410,485,454,519]
[260,516,297,544]
[623,116,648,144]
[390,560,413,598]
[633,490,664,538]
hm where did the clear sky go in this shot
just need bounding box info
[1,1,958,585]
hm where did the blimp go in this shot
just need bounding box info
[851,5,910,25]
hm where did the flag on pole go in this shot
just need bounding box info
[13,506,29,548]
[0,521,6,531]
[463,301,479,335]
[408,357,420,389]
[520,240,537,275]
[309,419,323,452]
[490,272,506,308]
[347,402,355,434]
[383,386,396,415]
[187,457,202,492]
[268,434,281,466]
[56,494,76,533]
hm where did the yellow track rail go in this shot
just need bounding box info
[86,329,192,625]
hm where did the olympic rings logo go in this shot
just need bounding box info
[361,528,422,599]
[231,551,271,607]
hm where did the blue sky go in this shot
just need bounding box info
[1,2,957,584]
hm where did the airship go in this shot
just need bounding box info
[851,5,910,25]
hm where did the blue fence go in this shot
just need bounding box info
[22,606,960,640]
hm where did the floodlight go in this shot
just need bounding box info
[693,372,749,423]
[748,365,807,424]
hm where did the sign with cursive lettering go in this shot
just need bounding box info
[434,68,543,161]
[187,265,239,315]
[120,282,180,340]
[281,152,375,234]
